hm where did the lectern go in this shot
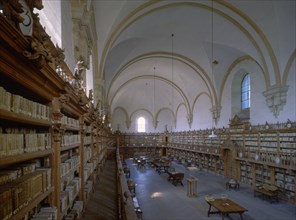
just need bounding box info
[186,176,198,197]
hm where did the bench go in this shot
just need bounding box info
[132,196,143,219]
[254,184,279,203]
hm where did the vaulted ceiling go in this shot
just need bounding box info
[92,0,295,132]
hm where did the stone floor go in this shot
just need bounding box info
[126,158,296,220]
[82,157,296,220]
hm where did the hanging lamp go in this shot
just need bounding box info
[153,66,156,129]
[170,33,175,132]
[209,0,217,138]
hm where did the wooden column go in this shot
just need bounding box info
[51,97,66,220]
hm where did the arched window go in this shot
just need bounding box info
[241,74,250,109]
[137,117,146,132]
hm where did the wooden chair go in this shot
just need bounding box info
[123,166,130,178]
[127,179,136,194]
[172,172,184,186]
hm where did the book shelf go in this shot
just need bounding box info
[118,133,164,159]
[117,119,296,204]
[0,6,111,219]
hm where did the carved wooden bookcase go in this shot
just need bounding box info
[0,2,109,219]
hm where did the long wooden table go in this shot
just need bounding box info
[206,198,248,220]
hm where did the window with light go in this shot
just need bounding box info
[137,117,146,132]
[241,74,250,109]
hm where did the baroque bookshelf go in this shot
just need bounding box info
[0,4,110,219]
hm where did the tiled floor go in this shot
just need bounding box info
[82,158,296,220]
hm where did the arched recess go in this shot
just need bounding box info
[192,92,212,130]
[175,103,188,130]
[220,57,265,122]
[220,138,240,180]
[156,108,175,132]
[111,106,129,131]
[129,108,153,132]
[231,70,249,119]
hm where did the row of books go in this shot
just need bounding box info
[84,147,91,162]
[31,207,58,220]
[0,162,36,186]
[273,180,295,192]
[60,178,80,215]
[85,125,92,133]
[65,178,80,205]
[84,180,93,202]
[0,127,39,134]
[65,200,83,220]
[61,156,80,178]
[84,163,94,183]
[84,135,91,145]
[61,116,80,127]
[0,133,51,158]
[0,87,50,120]
[61,134,81,147]
[0,170,51,220]
[61,151,71,163]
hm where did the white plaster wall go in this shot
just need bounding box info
[192,94,212,130]
[37,1,62,47]
[278,63,296,122]
[219,74,232,129]
[61,1,75,72]
[111,108,127,132]
[36,1,75,72]
[175,104,189,132]
[85,54,94,97]
[156,109,174,133]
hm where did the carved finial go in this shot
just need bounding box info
[78,88,88,107]
[88,89,93,102]
[1,0,24,29]
[26,0,43,11]
[74,60,84,77]
[23,39,53,67]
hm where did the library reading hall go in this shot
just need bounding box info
[0,0,296,220]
